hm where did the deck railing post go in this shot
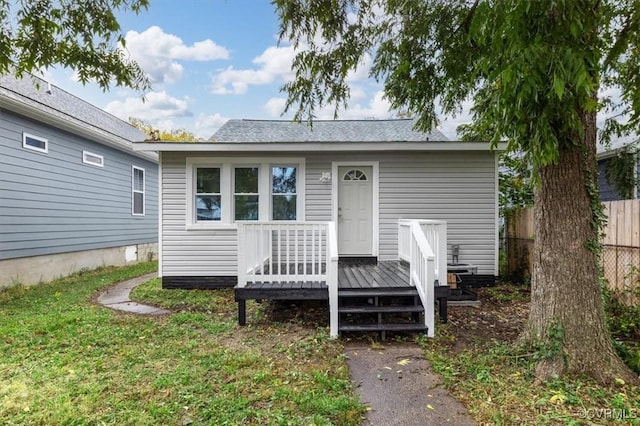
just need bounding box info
[327,221,339,338]
[425,254,435,337]
[407,221,437,338]
[437,222,447,286]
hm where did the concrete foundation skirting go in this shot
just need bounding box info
[0,243,158,289]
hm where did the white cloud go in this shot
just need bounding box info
[211,44,297,95]
[211,42,373,98]
[124,26,229,84]
[264,97,288,117]
[345,53,372,83]
[195,113,229,139]
[436,98,473,140]
[348,85,368,102]
[314,90,393,120]
[104,90,192,121]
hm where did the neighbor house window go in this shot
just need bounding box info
[22,133,48,153]
[272,166,297,220]
[82,150,104,167]
[234,167,259,220]
[196,167,221,221]
[132,166,145,216]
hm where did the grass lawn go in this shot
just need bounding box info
[0,263,364,425]
[420,284,640,425]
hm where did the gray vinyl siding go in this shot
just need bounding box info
[0,109,158,260]
[304,152,497,274]
[161,152,237,276]
[160,150,497,277]
[598,158,620,201]
[305,157,333,221]
[597,157,640,201]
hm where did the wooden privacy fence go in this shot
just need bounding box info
[506,200,640,305]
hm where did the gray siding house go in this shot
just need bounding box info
[0,74,158,287]
[137,119,500,286]
[136,119,501,337]
[597,135,639,201]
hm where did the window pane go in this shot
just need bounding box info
[235,167,258,193]
[272,194,297,220]
[272,167,296,194]
[196,195,221,221]
[235,195,259,220]
[134,168,144,191]
[25,136,47,151]
[133,192,144,215]
[197,168,220,193]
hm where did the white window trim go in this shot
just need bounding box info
[233,165,261,221]
[194,166,223,223]
[82,150,104,167]
[132,166,145,216]
[186,157,305,230]
[22,132,48,153]
[271,164,299,221]
[331,161,379,257]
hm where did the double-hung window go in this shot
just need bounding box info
[196,168,221,221]
[272,166,297,220]
[132,166,145,216]
[186,157,304,227]
[234,167,259,220]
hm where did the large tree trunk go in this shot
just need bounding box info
[527,108,639,385]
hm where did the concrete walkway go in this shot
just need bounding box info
[97,273,170,315]
[345,342,476,425]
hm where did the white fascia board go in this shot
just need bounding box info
[134,141,507,152]
[597,148,622,160]
[0,96,158,163]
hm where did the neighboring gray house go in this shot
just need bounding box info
[136,119,502,337]
[597,134,639,201]
[0,74,158,288]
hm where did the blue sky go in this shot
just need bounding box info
[43,0,469,140]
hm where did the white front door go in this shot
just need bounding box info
[338,166,373,255]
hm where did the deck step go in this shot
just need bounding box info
[338,288,419,298]
[338,323,428,332]
[339,305,423,314]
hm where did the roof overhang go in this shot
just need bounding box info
[0,94,158,163]
[597,148,622,160]
[134,141,507,152]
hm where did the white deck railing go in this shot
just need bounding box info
[398,219,447,338]
[398,219,447,285]
[237,221,339,337]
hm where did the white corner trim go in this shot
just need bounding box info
[494,151,500,276]
[158,153,163,277]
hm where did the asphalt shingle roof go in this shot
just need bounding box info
[211,119,449,143]
[0,74,147,143]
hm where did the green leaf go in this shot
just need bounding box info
[552,75,565,99]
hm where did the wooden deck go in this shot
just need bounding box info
[339,261,411,289]
[236,261,412,296]
[235,260,451,327]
